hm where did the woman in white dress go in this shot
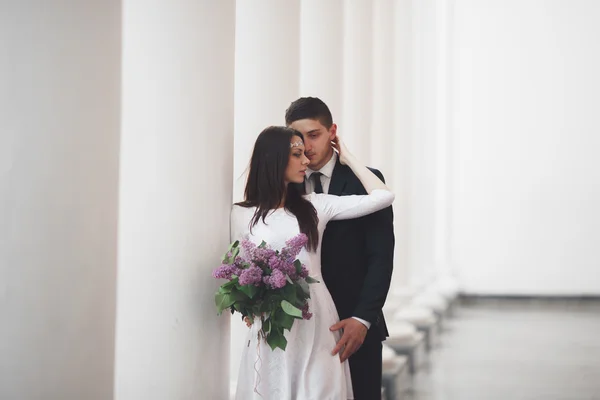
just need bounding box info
[231,126,394,400]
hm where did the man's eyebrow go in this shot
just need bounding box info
[306,129,320,134]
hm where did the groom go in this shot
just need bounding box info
[285,97,394,399]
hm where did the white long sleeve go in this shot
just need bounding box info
[308,189,395,224]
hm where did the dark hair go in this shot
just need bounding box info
[237,126,319,251]
[285,97,333,129]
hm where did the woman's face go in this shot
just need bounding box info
[284,136,310,184]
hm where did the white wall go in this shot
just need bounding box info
[115,3,234,399]
[230,1,301,392]
[452,0,600,295]
[0,2,121,398]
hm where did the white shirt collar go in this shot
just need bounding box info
[307,151,337,179]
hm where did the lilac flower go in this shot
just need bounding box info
[241,239,257,257]
[283,233,308,258]
[254,246,276,265]
[299,264,309,279]
[212,264,241,280]
[241,239,277,267]
[301,302,313,320]
[238,265,263,286]
[268,255,285,271]
[264,269,287,289]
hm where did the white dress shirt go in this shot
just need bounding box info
[305,152,372,330]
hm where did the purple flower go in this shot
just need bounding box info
[299,264,309,278]
[241,239,257,257]
[283,233,308,258]
[238,265,263,286]
[264,269,287,289]
[268,255,285,271]
[212,264,241,280]
[301,302,313,320]
[241,239,277,267]
[254,247,276,265]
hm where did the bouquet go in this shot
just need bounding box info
[212,233,318,351]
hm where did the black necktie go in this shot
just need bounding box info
[311,172,323,194]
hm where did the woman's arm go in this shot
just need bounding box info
[334,136,391,193]
[311,136,395,222]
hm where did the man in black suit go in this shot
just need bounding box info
[285,97,394,399]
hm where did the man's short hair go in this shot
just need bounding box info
[285,97,333,129]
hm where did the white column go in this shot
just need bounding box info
[408,0,438,289]
[115,2,235,399]
[370,0,395,173]
[233,0,301,202]
[342,0,373,163]
[432,0,460,298]
[231,1,301,393]
[372,0,411,299]
[409,0,453,313]
[0,2,120,399]
[390,0,415,295]
[299,0,344,118]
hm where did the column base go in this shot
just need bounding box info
[382,348,411,400]
[393,306,438,351]
[385,331,427,374]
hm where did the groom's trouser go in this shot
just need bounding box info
[348,328,383,400]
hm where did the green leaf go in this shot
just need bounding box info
[222,240,240,263]
[281,300,302,318]
[274,309,295,330]
[258,240,267,248]
[262,318,272,335]
[297,279,309,295]
[221,277,239,291]
[239,284,260,299]
[281,283,297,304]
[294,259,303,274]
[215,293,235,314]
[229,287,250,302]
[305,276,320,284]
[266,327,287,351]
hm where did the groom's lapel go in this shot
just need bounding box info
[328,158,348,196]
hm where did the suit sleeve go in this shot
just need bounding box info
[352,169,395,326]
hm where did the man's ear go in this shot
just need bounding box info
[329,123,338,140]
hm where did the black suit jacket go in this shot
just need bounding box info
[320,159,394,340]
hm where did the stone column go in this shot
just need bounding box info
[408,0,438,290]
[233,0,301,202]
[432,0,460,299]
[388,0,417,302]
[0,2,121,399]
[230,1,301,393]
[370,0,395,173]
[341,0,373,162]
[115,2,235,399]
[299,0,344,118]
[410,0,452,313]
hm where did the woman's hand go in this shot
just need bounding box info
[331,135,352,165]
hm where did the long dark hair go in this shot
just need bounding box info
[237,126,319,251]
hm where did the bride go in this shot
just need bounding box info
[231,126,394,399]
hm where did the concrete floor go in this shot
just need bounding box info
[405,299,600,400]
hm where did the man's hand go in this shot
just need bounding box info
[330,318,368,362]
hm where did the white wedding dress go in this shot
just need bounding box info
[231,190,394,400]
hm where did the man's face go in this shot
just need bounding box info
[288,119,337,171]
